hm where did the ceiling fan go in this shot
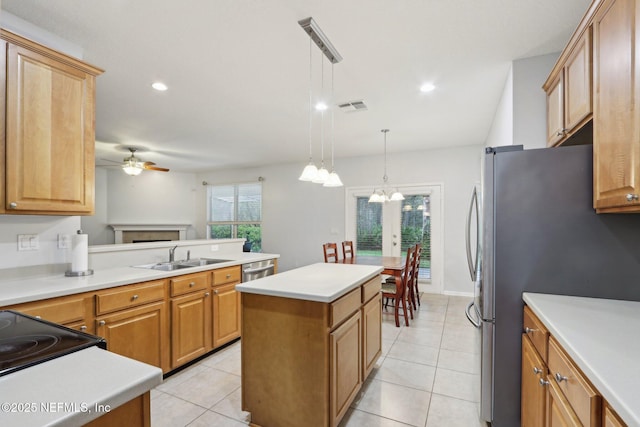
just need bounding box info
[104,147,170,176]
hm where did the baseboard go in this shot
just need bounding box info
[443,290,474,298]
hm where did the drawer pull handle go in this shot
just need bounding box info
[189,282,195,287]
[554,372,568,383]
[533,367,542,375]
[524,327,537,334]
[80,325,87,331]
[132,294,139,300]
[626,193,639,202]
[9,202,17,209]
[539,378,550,386]
[98,320,106,326]
[226,274,231,279]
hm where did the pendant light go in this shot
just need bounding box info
[369,129,404,203]
[299,38,319,182]
[324,62,343,187]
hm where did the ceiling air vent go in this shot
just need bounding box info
[338,100,368,112]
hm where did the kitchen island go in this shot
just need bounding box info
[236,263,383,427]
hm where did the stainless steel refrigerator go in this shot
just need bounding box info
[465,144,640,426]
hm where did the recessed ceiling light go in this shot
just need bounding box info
[152,82,168,91]
[315,102,328,111]
[420,83,436,93]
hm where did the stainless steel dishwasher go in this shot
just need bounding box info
[242,259,275,282]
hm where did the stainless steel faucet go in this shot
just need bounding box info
[169,245,178,262]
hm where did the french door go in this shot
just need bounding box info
[345,184,442,294]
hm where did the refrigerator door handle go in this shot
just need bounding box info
[465,301,481,328]
[465,187,479,281]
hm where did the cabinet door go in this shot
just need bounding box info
[521,336,547,427]
[96,301,169,372]
[362,293,382,379]
[330,311,362,427]
[547,377,582,427]
[546,73,565,147]
[565,30,592,132]
[604,403,626,427]
[593,0,640,212]
[171,290,212,368]
[4,42,96,214]
[212,282,241,348]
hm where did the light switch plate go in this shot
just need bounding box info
[18,234,39,251]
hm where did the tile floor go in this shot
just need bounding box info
[150,294,486,427]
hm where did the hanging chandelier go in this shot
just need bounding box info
[297,17,343,187]
[369,129,404,203]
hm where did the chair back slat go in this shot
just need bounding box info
[323,243,339,263]
[341,241,354,259]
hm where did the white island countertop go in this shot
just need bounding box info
[236,262,383,303]
[0,346,162,427]
[0,252,279,307]
[523,293,640,427]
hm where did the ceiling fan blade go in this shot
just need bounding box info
[143,164,170,172]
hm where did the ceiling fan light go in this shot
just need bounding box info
[313,167,330,184]
[323,171,343,187]
[122,164,143,176]
[299,162,319,181]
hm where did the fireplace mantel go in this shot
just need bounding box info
[109,224,190,244]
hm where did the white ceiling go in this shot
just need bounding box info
[2,0,590,172]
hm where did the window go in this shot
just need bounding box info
[207,182,262,252]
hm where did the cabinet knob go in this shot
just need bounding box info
[35,315,41,319]
[9,202,17,209]
[205,292,210,297]
[539,378,550,386]
[626,193,639,202]
[189,282,195,287]
[524,327,537,334]
[132,294,139,300]
[226,274,231,279]
[554,372,568,383]
[98,320,106,326]
[214,289,219,295]
[80,325,87,331]
[533,367,542,375]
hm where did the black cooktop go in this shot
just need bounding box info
[0,310,106,377]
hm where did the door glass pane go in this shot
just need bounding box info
[400,195,431,280]
[356,197,382,256]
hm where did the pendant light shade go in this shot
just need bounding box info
[313,166,330,184]
[299,162,319,181]
[369,129,403,203]
[324,171,343,187]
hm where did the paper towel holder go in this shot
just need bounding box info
[65,230,94,277]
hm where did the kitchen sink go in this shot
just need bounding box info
[134,258,230,271]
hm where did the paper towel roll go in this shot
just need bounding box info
[71,232,89,272]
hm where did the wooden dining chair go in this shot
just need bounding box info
[341,241,354,260]
[323,243,339,263]
[410,243,422,309]
[381,245,415,327]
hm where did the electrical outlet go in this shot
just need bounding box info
[58,234,71,249]
[18,234,39,251]
[210,245,219,251]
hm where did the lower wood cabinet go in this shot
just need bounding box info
[171,290,212,369]
[96,301,169,372]
[83,392,150,427]
[604,403,626,427]
[521,336,547,427]
[547,377,583,427]
[330,311,362,425]
[212,282,241,348]
[362,293,382,379]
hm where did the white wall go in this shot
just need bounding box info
[485,67,513,147]
[197,144,483,295]
[81,169,202,245]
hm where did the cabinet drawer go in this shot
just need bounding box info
[170,272,209,297]
[12,295,88,325]
[96,280,166,315]
[523,305,549,361]
[361,276,381,303]
[604,402,626,427]
[212,266,241,285]
[548,337,600,427]
[330,288,360,329]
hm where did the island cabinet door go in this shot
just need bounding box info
[362,293,382,379]
[96,301,169,372]
[330,311,362,427]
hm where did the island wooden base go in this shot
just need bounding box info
[84,392,150,427]
[240,276,382,427]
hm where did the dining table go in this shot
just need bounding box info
[340,255,409,326]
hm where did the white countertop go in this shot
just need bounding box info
[0,346,162,427]
[235,262,383,303]
[523,293,640,427]
[0,252,279,306]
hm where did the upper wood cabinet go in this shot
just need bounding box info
[592,0,640,212]
[544,28,592,147]
[0,29,103,215]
